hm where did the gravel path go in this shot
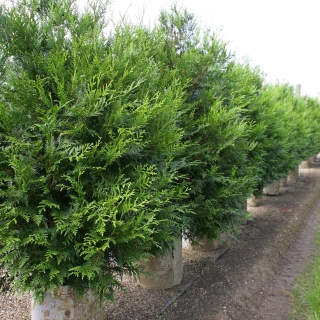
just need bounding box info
[256,195,320,319]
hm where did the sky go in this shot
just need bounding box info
[84,0,319,98]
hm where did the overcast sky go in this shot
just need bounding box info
[69,0,317,97]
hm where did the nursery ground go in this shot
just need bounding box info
[1,161,320,320]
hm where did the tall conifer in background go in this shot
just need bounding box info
[157,7,258,241]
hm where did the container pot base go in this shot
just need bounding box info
[31,286,104,320]
[137,238,183,289]
[263,181,280,196]
[247,195,262,207]
[183,237,220,252]
[287,169,298,185]
[299,159,311,169]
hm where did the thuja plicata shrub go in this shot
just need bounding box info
[249,83,320,197]
[0,0,190,301]
[1,0,320,303]
[155,8,259,242]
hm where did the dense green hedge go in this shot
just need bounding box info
[0,0,191,301]
[1,0,320,302]
[156,8,267,241]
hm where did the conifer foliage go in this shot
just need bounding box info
[0,0,189,301]
[158,8,258,241]
[1,0,320,304]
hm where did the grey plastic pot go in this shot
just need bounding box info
[136,238,183,289]
[31,286,104,320]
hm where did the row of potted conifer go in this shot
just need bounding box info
[1,1,320,318]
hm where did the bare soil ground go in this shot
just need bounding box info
[1,161,320,320]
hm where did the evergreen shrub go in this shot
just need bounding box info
[0,0,189,301]
[1,0,320,303]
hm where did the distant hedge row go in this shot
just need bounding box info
[1,0,319,301]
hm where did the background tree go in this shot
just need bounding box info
[158,7,258,242]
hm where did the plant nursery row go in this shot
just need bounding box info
[1,0,320,312]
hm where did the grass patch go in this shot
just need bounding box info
[290,228,320,319]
